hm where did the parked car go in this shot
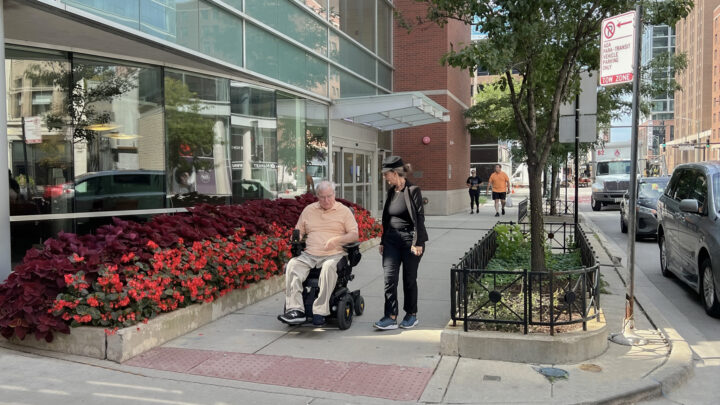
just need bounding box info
[657,162,720,317]
[620,176,670,238]
[67,170,166,212]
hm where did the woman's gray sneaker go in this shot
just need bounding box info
[373,316,398,330]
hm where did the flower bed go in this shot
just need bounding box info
[0,194,382,342]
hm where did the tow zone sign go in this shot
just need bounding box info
[600,11,636,86]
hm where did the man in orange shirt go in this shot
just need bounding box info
[278,181,359,326]
[486,164,511,217]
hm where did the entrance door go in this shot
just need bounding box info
[332,147,372,209]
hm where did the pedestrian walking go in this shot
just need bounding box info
[466,168,481,214]
[374,156,428,330]
[486,164,510,217]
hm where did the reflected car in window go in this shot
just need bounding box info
[620,176,670,238]
[657,163,720,317]
[231,179,276,203]
[68,170,167,212]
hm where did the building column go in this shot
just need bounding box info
[0,0,11,281]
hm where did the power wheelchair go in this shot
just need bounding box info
[280,229,365,329]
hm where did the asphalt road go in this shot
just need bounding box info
[581,201,720,404]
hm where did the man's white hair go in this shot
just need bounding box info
[315,180,336,194]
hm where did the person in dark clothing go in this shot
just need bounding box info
[374,156,428,330]
[9,170,20,202]
[466,168,481,214]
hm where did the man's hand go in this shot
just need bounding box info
[411,246,423,256]
[324,236,340,250]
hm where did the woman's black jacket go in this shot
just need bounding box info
[381,180,428,248]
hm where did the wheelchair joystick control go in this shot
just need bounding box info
[292,229,300,242]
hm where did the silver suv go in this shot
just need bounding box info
[657,162,720,317]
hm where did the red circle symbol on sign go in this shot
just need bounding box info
[604,22,615,39]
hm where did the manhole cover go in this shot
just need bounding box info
[579,363,602,373]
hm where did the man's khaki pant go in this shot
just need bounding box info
[285,252,344,316]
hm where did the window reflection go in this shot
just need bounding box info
[329,0,376,51]
[231,83,278,203]
[6,48,71,217]
[165,69,231,207]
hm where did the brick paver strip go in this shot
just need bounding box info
[125,347,433,401]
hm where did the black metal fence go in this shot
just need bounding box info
[517,198,529,223]
[544,199,575,216]
[450,222,600,335]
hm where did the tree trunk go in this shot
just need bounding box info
[550,164,559,215]
[527,163,546,272]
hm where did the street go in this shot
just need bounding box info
[581,198,720,404]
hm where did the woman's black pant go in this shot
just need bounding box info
[469,189,480,210]
[382,228,422,317]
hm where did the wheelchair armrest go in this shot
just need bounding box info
[342,242,362,267]
[342,242,361,251]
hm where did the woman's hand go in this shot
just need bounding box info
[411,246,423,256]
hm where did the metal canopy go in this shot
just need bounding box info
[330,92,450,131]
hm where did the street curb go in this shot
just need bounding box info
[578,212,694,403]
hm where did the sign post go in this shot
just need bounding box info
[604,7,647,347]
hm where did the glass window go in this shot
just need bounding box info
[63,0,140,30]
[140,0,199,50]
[198,1,243,67]
[673,169,695,201]
[246,23,328,96]
[6,48,72,217]
[164,69,231,204]
[329,0,375,51]
[276,94,306,196]
[229,82,278,203]
[302,0,328,19]
[378,62,392,90]
[70,56,165,212]
[231,83,276,117]
[222,0,243,11]
[330,67,376,98]
[246,0,327,55]
[305,101,329,192]
[329,32,376,82]
[654,26,669,37]
[638,178,669,199]
[692,173,708,214]
[377,0,392,62]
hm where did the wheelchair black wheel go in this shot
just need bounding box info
[354,295,365,316]
[336,295,353,330]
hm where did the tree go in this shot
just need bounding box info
[164,77,216,176]
[24,62,137,143]
[415,0,692,271]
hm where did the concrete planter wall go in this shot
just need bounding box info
[3,237,380,362]
[441,312,608,364]
[5,275,285,362]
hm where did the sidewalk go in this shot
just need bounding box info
[0,196,693,404]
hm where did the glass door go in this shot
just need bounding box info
[332,146,372,209]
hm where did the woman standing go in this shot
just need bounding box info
[374,156,428,330]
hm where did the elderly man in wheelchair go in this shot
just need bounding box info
[278,181,365,329]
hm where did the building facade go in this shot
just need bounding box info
[2,0,453,274]
[639,24,675,175]
[667,0,719,171]
[392,0,471,215]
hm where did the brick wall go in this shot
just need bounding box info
[393,0,471,194]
